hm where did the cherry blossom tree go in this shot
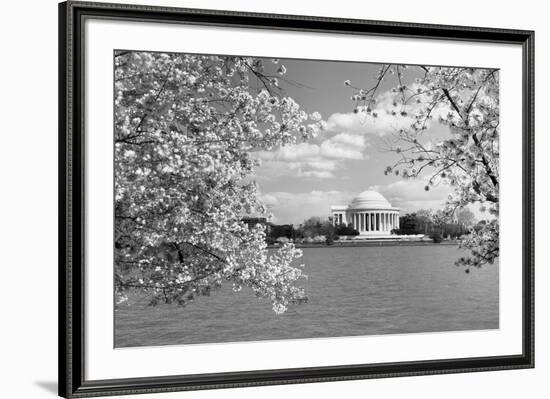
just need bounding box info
[346,65,499,270]
[114,51,323,313]
[456,207,476,229]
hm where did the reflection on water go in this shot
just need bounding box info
[115,245,499,347]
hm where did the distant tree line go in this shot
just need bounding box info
[266,216,359,245]
[266,208,477,245]
[394,208,476,243]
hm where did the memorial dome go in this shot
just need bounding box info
[350,190,392,209]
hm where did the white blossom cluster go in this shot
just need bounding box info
[114,52,322,312]
[346,65,500,269]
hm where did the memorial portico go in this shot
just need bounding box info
[331,190,400,236]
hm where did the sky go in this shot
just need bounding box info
[249,57,454,225]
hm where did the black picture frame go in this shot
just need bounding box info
[59,1,535,397]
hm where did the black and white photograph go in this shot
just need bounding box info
[113,51,500,348]
[1,0,545,397]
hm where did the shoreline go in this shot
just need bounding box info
[269,240,461,249]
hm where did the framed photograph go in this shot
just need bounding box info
[59,1,534,397]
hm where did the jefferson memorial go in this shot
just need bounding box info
[331,190,400,237]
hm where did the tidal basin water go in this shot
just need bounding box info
[115,245,499,348]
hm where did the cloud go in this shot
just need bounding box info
[253,132,368,180]
[327,132,365,147]
[325,84,450,137]
[254,159,339,180]
[259,181,454,224]
[259,193,279,208]
[305,160,337,171]
[301,170,334,179]
[259,190,353,224]
[326,111,415,137]
[319,133,367,160]
[256,142,319,162]
[368,179,452,214]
